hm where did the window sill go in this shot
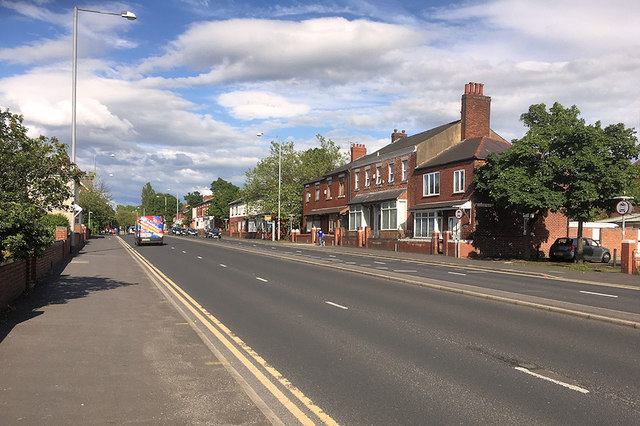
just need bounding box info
[422,194,440,198]
[337,195,346,199]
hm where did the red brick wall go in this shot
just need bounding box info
[0,239,71,310]
[461,82,490,140]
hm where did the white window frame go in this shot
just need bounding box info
[402,159,408,181]
[414,211,442,238]
[349,205,364,231]
[339,178,345,196]
[376,166,382,185]
[315,183,320,201]
[365,169,370,187]
[453,169,465,193]
[388,163,394,183]
[380,200,397,230]
[423,172,440,196]
[354,170,360,190]
[327,179,332,199]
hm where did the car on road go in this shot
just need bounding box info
[549,237,611,263]
[171,227,182,235]
[205,228,222,239]
[186,227,198,236]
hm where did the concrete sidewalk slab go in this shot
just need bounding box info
[0,236,270,425]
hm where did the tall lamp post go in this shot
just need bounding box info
[257,133,281,241]
[70,6,136,250]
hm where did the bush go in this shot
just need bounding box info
[40,213,70,237]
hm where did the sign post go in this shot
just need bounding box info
[454,209,464,258]
[616,200,632,240]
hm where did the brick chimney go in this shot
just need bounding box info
[461,82,491,140]
[391,129,407,143]
[350,143,367,162]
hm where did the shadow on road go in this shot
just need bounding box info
[0,264,137,344]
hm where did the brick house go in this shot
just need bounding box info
[192,195,213,230]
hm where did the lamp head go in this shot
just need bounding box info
[121,10,136,20]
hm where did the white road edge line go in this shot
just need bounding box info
[394,269,418,273]
[514,367,589,394]
[325,301,348,310]
[579,290,618,298]
[448,271,466,276]
[256,277,268,282]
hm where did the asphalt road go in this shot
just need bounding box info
[125,234,640,425]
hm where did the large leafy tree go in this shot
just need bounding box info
[0,109,82,261]
[140,182,156,216]
[183,191,204,223]
[475,102,639,261]
[206,178,239,227]
[242,134,347,229]
[115,205,139,230]
[78,180,116,234]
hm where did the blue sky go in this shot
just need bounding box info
[1,0,639,206]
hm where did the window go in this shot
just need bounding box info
[315,183,320,201]
[306,190,310,203]
[402,159,408,181]
[339,178,345,196]
[365,169,370,187]
[453,170,465,193]
[414,212,442,237]
[376,166,382,185]
[423,172,440,196]
[380,200,397,230]
[388,163,394,183]
[354,171,360,190]
[327,179,332,199]
[349,205,363,231]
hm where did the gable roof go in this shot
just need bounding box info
[305,121,460,185]
[416,136,511,170]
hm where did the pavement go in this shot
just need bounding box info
[0,235,271,425]
[0,234,637,425]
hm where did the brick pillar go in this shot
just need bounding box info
[357,228,364,247]
[334,230,339,246]
[443,231,450,256]
[620,240,635,274]
[365,227,371,248]
[311,227,316,244]
[432,232,440,254]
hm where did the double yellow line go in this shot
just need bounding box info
[117,237,337,426]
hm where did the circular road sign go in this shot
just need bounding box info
[455,208,464,219]
[616,200,631,216]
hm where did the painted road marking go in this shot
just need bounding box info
[118,238,336,425]
[171,247,175,250]
[515,367,589,394]
[374,261,386,265]
[70,260,89,264]
[296,250,302,253]
[256,277,268,282]
[329,255,336,258]
[579,290,618,298]
[205,361,229,365]
[376,267,389,270]
[182,250,187,254]
[325,301,349,310]
[197,256,203,259]
[448,271,466,276]
[394,269,418,273]
[345,261,356,265]
[220,264,227,268]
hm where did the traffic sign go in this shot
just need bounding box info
[616,200,631,216]
[455,208,463,219]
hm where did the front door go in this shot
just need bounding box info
[448,217,460,240]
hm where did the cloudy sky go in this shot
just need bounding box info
[1,0,639,206]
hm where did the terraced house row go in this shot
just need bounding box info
[302,82,569,258]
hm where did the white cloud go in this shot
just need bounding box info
[218,91,310,119]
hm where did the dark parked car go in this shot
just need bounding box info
[549,237,611,263]
[205,228,221,239]
[186,227,198,236]
[171,227,182,235]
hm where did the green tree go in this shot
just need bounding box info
[182,191,203,224]
[242,134,347,230]
[1,110,82,261]
[78,182,116,234]
[140,182,156,216]
[116,205,139,230]
[475,102,639,261]
[206,178,239,227]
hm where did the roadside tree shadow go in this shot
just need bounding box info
[0,261,137,343]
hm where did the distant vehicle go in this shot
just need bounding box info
[186,227,198,236]
[127,226,135,234]
[171,227,182,235]
[135,216,164,246]
[549,237,611,263]
[205,228,221,239]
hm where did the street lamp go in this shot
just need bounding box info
[257,132,281,241]
[88,210,93,231]
[70,6,136,250]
